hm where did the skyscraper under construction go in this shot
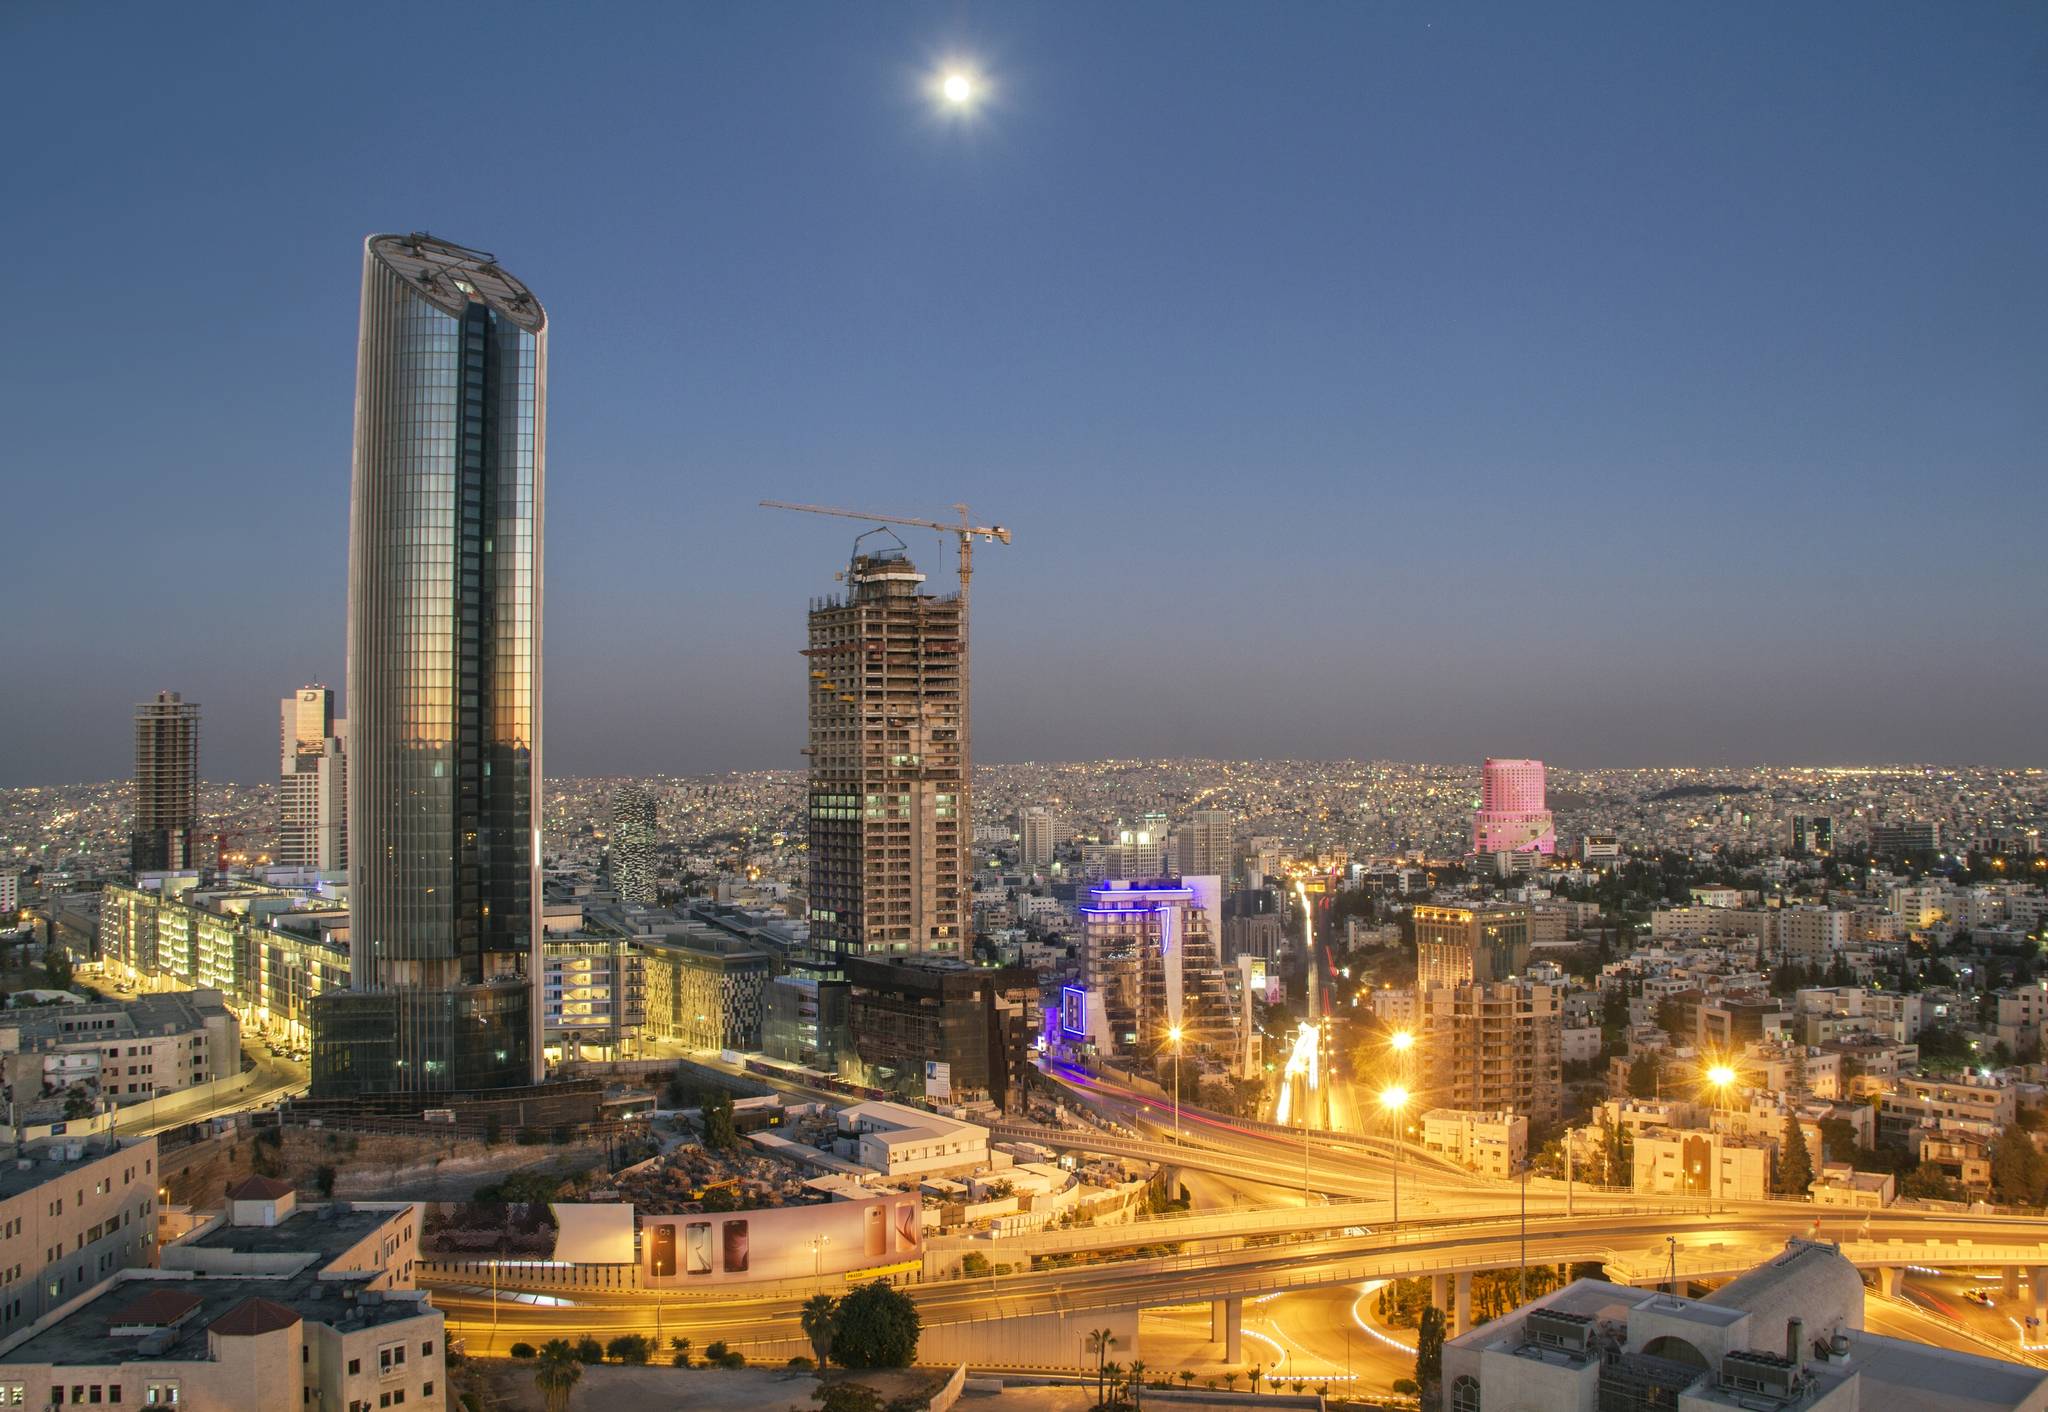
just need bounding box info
[805,545,967,959]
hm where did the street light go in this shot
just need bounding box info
[1378,1085,1409,1230]
[1167,1024,1184,1147]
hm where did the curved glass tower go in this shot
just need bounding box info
[313,233,546,1096]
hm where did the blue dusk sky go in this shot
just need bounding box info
[2,2,2043,785]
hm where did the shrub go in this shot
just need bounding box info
[606,1334,652,1365]
[1392,1378,1418,1395]
[508,1342,535,1359]
[574,1336,604,1364]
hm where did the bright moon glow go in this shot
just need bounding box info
[942,72,974,104]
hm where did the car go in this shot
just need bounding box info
[1966,1290,1996,1307]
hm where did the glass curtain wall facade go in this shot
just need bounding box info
[313,233,546,1097]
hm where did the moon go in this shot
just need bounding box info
[942,72,975,105]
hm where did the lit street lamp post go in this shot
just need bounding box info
[1169,1024,1184,1147]
[1378,1085,1409,1230]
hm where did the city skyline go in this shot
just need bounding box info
[4,2,2045,785]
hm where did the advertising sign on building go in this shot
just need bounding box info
[924,1060,952,1100]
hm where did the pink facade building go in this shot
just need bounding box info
[1473,757,1556,855]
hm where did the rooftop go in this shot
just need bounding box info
[1,1270,428,1367]
[178,1203,398,1262]
[0,1137,143,1204]
[367,233,546,334]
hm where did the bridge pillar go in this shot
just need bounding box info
[1432,1273,1449,1322]
[2032,1268,2048,1323]
[2007,1267,2021,1301]
[1455,1271,1473,1336]
[1222,1296,1243,1364]
[1877,1266,1902,1298]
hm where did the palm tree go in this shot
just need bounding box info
[1087,1328,1118,1408]
[1179,1372,1196,1390]
[800,1293,839,1369]
[535,1338,584,1412]
[1289,1381,1305,1396]
[1104,1362,1126,1410]
[1248,1365,1263,1396]
[1127,1359,1148,1411]
[1223,1373,1239,1393]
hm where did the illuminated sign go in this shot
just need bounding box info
[1059,985,1089,1039]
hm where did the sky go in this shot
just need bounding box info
[3,2,2044,786]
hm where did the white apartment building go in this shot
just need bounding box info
[0,1136,159,1345]
[1777,907,1848,966]
[2,1182,437,1412]
[1419,1108,1527,1179]
[837,1102,990,1176]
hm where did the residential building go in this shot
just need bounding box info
[1173,810,1234,882]
[314,233,548,1098]
[1791,814,1834,856]
[132,692,199,874]
[1471,757,1555,856]
[1778,907,1849,966]
[0,990,239,1109]
[0,874,16,917]
[805,547,967,960]
[608,783,657,905]
[640,930,772,1051]
[1016,807,1056,871]
[1418,1108,1527,1179]
[277,686,346,873]
[98,883,351,1050]
[8,1181,437,1412]
[1421,980,1563,1127]
[1415,904,1530,992]
[762,973,851,1071]
[0,1135,159,1345]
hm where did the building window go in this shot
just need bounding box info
[1450,1376,1480,1412]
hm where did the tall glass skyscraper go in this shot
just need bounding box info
[312,233,546,1097]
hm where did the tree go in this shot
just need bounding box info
[1179,1372,1195,1389]
[1627,1055,1660,1099]
[40,943,72,992]
[573,1335,604,1365]
[801,1292,840,1368]
[535,1339,584,1412]
[1126,1360,1149,1411]
[1087,1327,1118,1409]
[670,1336,692,1367]
[828,1280,921,1369]
[1776,1116,1815,1198]
[1415,1305,1446,1408]
[606,1334,652,1365]
[701,1089,742,1150]
[1247,1365,1262,1395]
[1992,1122,2048,1207]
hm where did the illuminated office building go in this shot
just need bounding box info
[1415,904,1531,992]
[132,691,199,873]
[312,233,546,1097]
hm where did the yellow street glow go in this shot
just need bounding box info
[1389,1030,1414,1053]
[1379,1085,1410,1112]
[1706,1064,1737,1088]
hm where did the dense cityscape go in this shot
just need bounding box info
[7,7,2045,1412]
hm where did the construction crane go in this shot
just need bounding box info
[758,501,1011,607]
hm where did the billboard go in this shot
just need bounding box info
[1059,985,1088,1039]
[924,1061,952,1101]
[641,1192,922,1288]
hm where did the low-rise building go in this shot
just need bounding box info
[1419,1108,1527,1179]
[0,1135,160,1346]
[539,936,646,1056]
[1443,1240,2048,1412]
[0,991,239,1109]
[836,1101,990,1176]
[1632,1127,1776,1202]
